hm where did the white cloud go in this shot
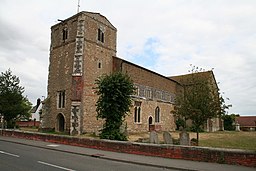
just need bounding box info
[0,0,255,115]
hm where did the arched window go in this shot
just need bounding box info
[137,107,141,123]
[134,107,137,123]
[134,102,141,123]
[155,106,160,123]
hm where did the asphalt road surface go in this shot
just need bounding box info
[0,140,179,171]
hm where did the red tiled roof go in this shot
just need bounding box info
[235,116,256,127]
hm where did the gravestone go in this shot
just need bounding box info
[163,131,173,144]
[179,130,190,146]
[235,122,240,131]
[149,131,159,144]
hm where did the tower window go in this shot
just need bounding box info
[97,28,104,43]
[155,106,160,123]
[97,59,103,69]
[57,91,65,108]
[62,28,68,41]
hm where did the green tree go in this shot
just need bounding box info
[173,66,227,143]
[95,72,135,141]
[223,113,239,131]
[0,69,32,128]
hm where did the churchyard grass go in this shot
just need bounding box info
[175,131,256,150]
[198,131,256,151]
[19,127,38,132]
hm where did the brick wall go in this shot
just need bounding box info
[1,130,255,167]
[16,121,40,127]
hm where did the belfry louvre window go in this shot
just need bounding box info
[97,28,104,43]
[62,28,68,41]
[57,91,65,108]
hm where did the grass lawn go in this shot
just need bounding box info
[198,131,256,151]
[19,127,38,132]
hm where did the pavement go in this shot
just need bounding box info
[0,136,255,171]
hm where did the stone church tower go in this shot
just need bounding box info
[42,12,117,135]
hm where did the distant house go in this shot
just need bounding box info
[31,98,42,122]
[235,116,256,131]
[16,98,42,128]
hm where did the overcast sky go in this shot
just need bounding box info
[0,0,255,116]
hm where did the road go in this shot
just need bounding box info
[0,140,179,171]
[1,136,255,171]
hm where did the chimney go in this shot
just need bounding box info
[36,98,41,109]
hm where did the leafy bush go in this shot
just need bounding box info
[191,138,198,146]
[188,125,204,132]
[175,118,186,130]
[173,138,180,145]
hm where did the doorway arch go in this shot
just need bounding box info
[56,113,65,132]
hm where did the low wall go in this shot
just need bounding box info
[16,121,40,127]
[1,130,255,167]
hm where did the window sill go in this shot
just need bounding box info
[134,122,142,125]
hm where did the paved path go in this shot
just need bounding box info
[0,136,254,171]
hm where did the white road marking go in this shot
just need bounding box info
[38,161,76,171]
[0,150,20,157]
[47,144,60,147]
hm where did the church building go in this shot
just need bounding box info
[41,11,221,135]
